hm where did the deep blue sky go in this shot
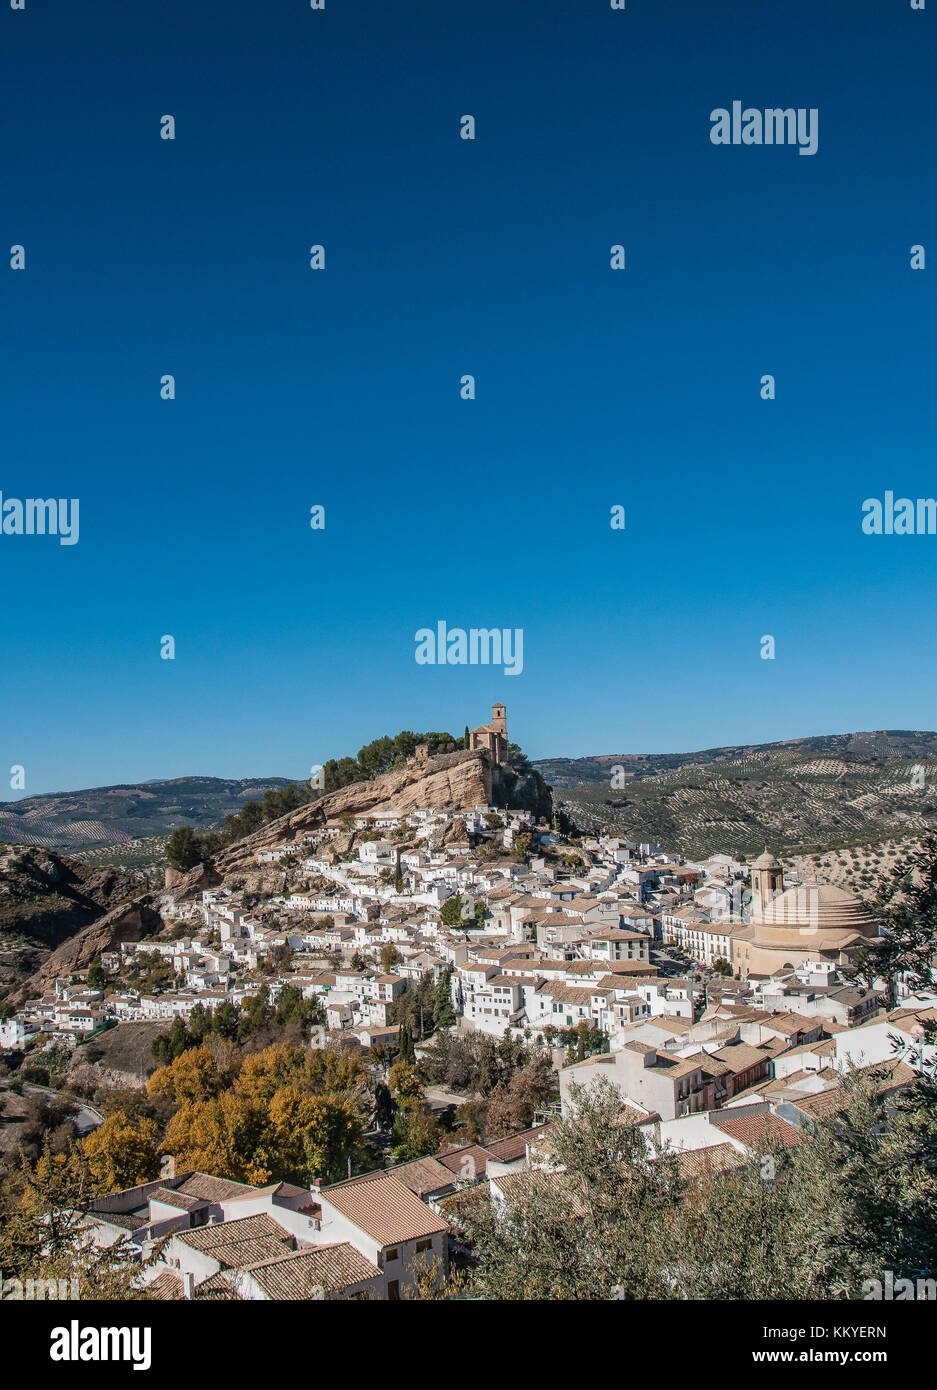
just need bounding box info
[2,0,935,796]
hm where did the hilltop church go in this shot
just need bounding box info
[468,704,509,764]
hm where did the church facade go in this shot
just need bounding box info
[468,703,508,764]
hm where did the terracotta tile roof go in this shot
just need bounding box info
[709,1112,801,1152]
[332,1156,455,1199]
[491,1168,587,1217]
[484,1124,548,1163]
[176,1212,295,1268]
[790,1060,918,1118]
[670,1144,748,1181]
[321,1173,448,1246]
[175,1172,257,1203]
[437,1182,491,1220]
[148,1187,207,1212]
[710,1042,771,1073]
[642,1016,695,1034]
[764,1012,820,1034]
[91,1210,149,1231]
[146,1270,184,1300]
[684,1051,732,1077]
[436,1145,494,1179]
[196,1272,241,1299]
[241,1243,380,1299]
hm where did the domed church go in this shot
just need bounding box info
[734,849,883,978]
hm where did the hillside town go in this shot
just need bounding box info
[1,710,935,1302]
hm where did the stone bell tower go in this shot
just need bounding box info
[468,704,508,764]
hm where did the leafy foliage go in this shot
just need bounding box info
[460,1069,937,1300]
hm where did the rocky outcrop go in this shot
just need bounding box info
[0,845,146,948]
[164,860,224,900]
[15,897,164,998]
[214,749,493,873]
[491,765,553,821]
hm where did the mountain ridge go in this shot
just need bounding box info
[539,731,937,859]
[533,730,937,788]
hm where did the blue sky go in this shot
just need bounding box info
[2,0,935,796]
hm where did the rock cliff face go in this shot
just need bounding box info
[213,748,494,874]
[164,861,223,896]
[491,765,553,821]
[0,845,143,946]
[17,898,164,998]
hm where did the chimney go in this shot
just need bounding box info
[183,1272,195,1300]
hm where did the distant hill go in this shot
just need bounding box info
[535,731,937,788]
[534,731,937,859]
[0,776,297,851]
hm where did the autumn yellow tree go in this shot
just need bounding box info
[388,1061,424,1101]
[82,1112,161,1193]
[267,1085,364,1182]
[145,1042,372,1188]
[235,1043,307,1104]
[147,1044,233,1104]
[161,1091,272,1186]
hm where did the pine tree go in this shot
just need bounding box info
[398,1019,416,1065]
[434,969,455,1028]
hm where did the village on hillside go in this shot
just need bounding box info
[1,708,935,1303]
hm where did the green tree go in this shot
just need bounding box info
[165,825,205,871]
[86,960,107,990]
[434,969,455,1028]
[212,1000,240,1040]
[440,896,466,927]
[846,834,937,1004]
[392,1098,440,1161]
[380,944,403,973]
[397,1019,416,1065]
[374,1083,396,1130]
[151,1016,193,1068]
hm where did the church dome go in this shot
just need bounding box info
[751,850,781,870]
[753,880,879,938]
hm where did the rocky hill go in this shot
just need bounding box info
[211,746,540,874]
[19,897,164,999]
[0,845,147,947]
[0,844,154,1003]
[544,732,937,859]
[0,776,298,851]
[1,747,547,996]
